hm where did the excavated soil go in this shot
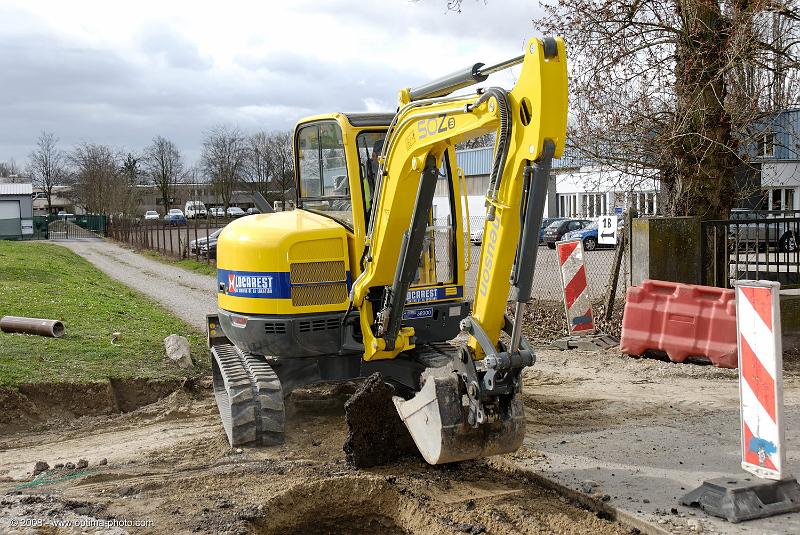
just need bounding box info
[0,378,191,434]
[0,380,631,535]
[343,373,419,468]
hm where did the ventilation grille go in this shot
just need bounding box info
[298,317,341,333]
[264,321,287,334]
[291,283,348,307]
[290,261,346,284]
[289,238,344,261]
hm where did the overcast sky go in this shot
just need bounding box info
[0,0,542,166]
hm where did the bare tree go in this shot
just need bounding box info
[268,131,296,206]
[70,143,121,215]
[0,159,20,178]
[143,136,185,212]
[201,125,248,211]
[531,0,799,220]
[28,132,68,214]
[118,153,143,217]
[456,132,495,150]
[243,130,296,207]
[245,131,274,200]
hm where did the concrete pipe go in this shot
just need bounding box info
[0,316,65,338]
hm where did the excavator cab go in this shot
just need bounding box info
[293,114,467,297]
[208,36,568,465]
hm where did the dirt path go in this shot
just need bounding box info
[55,240,216,331]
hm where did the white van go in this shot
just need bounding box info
[185,201,207,219]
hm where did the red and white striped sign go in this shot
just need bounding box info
[735,280,785,480]
[556,239,595,335]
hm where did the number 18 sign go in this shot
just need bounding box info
[598,215,617,246]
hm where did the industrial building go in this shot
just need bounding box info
[0,183,34,239]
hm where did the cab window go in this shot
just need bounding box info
[355,131,386,218]
[297,122,352,226]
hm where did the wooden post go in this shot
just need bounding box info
[603,208,635,322]
[205,214,210,264]
[603,230,626,322]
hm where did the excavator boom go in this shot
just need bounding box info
[351,37,568,463]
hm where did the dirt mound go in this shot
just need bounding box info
[0,377,203,434]
[343,373,419,468]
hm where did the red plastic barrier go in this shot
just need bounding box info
[620,279,737,368]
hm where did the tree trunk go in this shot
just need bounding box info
[672,0,739,284]
[671,0,737,221]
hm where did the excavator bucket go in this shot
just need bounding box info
[393,372,526,465]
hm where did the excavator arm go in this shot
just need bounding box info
[350,37,568,464]
[352,37,567,360]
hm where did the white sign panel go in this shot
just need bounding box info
[598,215,617,245]
[735,280,785,480]
[21,219,33,235]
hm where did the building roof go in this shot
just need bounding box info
[456,146,589,176]
[0,183,33,195]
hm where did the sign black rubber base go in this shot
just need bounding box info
[680,476,800,523]
[551,334,618,351]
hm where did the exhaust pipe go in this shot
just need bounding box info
[0,316,65,338]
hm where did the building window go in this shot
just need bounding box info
[759,132,775,157]
[581,193,607,218]
[557,194,577,217]
[766,187,795,212]
[629,192,657,215]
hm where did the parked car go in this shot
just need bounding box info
[246,207,261,215]
[185,201,207,219]
[728,209,800,252]
[562,221,614,251]
[190,228,224,259]
[144,210,160,221]
[542,218,592,249]
[209,207,226,218]
[470,226,484,245]
[56,211,75,221]
[164,209,187,226]
[539,217,566,244]
[227,206,246,218]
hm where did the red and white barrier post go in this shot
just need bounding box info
[556,239,594,335]
[735,280,785,479]
[551,239,617,350]
[681,280,800,522]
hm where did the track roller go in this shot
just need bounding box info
[211,343,285,447]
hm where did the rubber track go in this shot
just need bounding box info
[211,343,285,447]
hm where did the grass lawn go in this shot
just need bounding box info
[141,250,217,277]
[0,241,208,386]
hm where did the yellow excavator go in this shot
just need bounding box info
[206,36,567,464]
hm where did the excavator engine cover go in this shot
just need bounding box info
[393,368,525,465]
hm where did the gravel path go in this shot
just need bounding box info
[56,239,216,331]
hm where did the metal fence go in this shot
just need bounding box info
[31,214,108,240]
[702,212,800,289]
[107,216,226,263]
[461,214,630,341]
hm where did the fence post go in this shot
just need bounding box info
[603,221,627,322]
